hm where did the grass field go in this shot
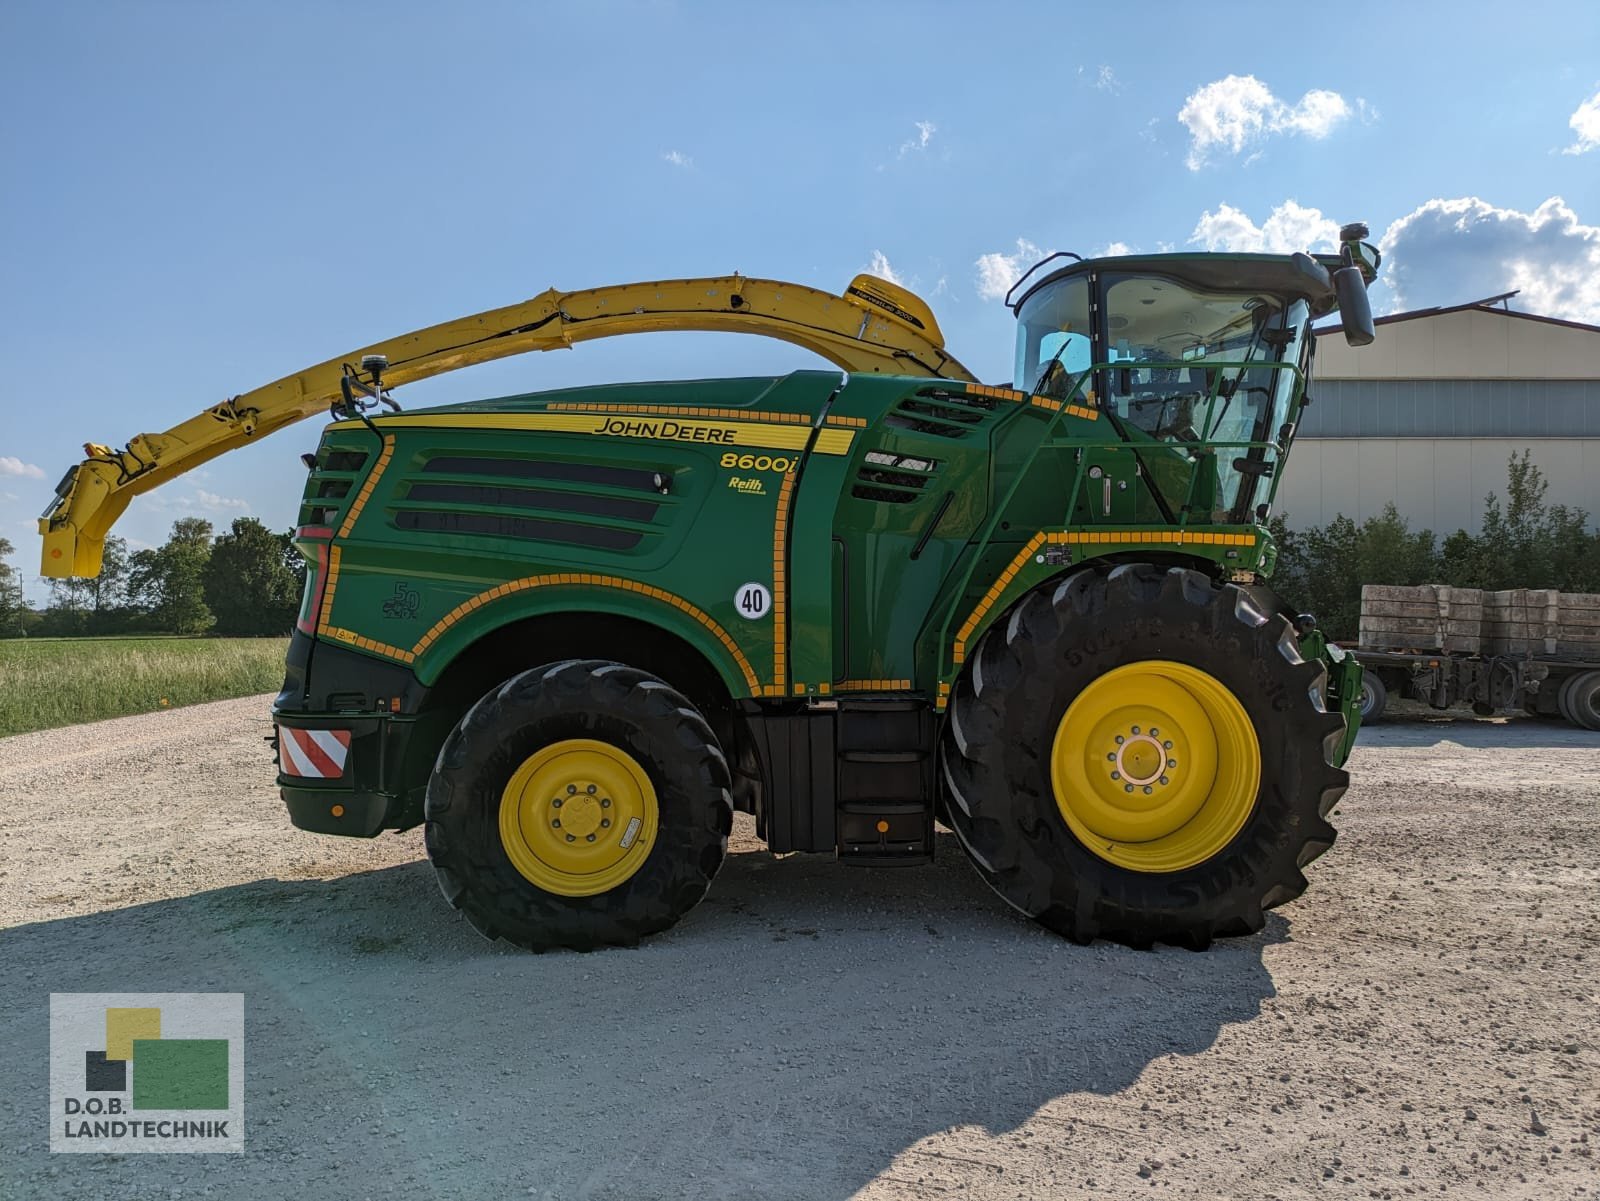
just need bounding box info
[0,637,289,737]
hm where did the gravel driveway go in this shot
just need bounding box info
[2,697,1597,1199]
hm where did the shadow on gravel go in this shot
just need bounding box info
[4,831,1285,1200]
[1357,718,1598,749]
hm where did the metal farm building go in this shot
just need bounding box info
[1279,293,1600,534]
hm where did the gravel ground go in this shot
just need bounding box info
[2,696,1597,1200]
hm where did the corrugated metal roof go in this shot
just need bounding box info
[1319,290,1600,337]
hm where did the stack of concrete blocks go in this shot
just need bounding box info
[1359,585,1485,653]
[1360,584,1600,661]
[1551,592,1600,660]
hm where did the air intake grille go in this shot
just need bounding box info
[884,388,1002,440]
[851,451,940,504]
[298,448,371,528]
[391,454,667,554]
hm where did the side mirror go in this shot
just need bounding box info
[1334,266,1374,347]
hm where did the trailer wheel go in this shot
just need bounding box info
[1563,671,1600,731]
[940,564,1348,950]
[424,659,732,951]
[1357,670,1388,724]
[1558,674,1580,725]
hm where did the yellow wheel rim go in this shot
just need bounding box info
[498,738,659,897]
[1049,661,1260,873]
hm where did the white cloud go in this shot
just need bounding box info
[1190,200,1341,254]
[1562,87,1600,155]
[0,456,45,480]
[974,238,1045,302]
[866,250,903,286]
[1097,241,1136,257]
[1179,75,1356,169]
[1079,65,1119,93]
[143,489,250,516]
[662,150,693,169]
[1380,195,1600,323]
[897,120,937,158]
[196,489,249,511]
[0,491,16,501]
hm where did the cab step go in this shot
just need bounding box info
[835,699,934,866]
[741,695,937,862]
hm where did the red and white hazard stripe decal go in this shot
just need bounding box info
[278,727,352,779]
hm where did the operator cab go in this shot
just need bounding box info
[1006,232,1378,526]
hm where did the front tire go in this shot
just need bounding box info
[424,659,733,951]
[941,564,1349,950]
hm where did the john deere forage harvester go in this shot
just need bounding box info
[41,227,1381,949]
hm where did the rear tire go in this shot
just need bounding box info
[424,659,733,951]
[1564,670,1600,731]
[1358,669,1388,724]
[940,564,1348,950]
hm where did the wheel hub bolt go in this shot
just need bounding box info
[552,818,561,828]
[601,818,611,828]
[565,834,576,843]
[601,798,611,808]
[586,833,596,842]
[553,797,563,808]
[586,784,597,794]
[567,785,577,795]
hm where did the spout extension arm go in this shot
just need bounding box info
[40,272,976,578]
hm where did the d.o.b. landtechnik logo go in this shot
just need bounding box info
[49,993,244,1153]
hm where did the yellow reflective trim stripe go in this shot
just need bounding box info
[337,435,393,537]
[546,402,811,425]
[812,427,856,455]
[771,469,797,691]
[965,383,1027,403]
[415,573,759,692]
[339,412,858,456]
[1028,395,1099,420]
[951,528,1260,664]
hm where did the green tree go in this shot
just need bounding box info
[88,535,131,632]
[1276,505,1437,641]
[128,518,215,634]
[1448,452,1600,591]
[1277,452,1598,640]
[0,538,27,637]
[203,518,303,634]
[43,570,94,636]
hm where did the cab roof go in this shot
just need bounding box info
[1009,251,1345,317]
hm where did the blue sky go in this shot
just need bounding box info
[3,1,1599,601]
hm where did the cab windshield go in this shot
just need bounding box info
[1013,270,1311,523]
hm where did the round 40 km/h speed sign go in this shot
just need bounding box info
[734,582,772,620]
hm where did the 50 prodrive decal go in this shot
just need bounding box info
[338,412,857,455]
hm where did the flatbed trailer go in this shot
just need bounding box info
[1350,645,1600,729]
